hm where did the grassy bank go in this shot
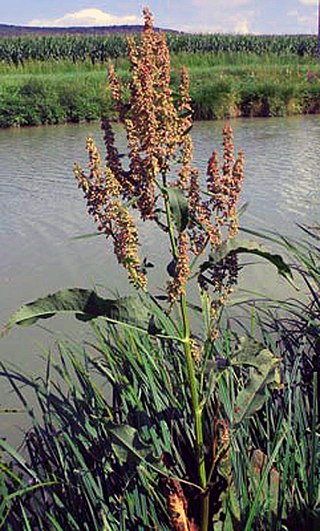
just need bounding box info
[1,53,320,126]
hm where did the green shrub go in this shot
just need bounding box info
[191,78,239,119]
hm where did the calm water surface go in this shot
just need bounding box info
[1,116,320,441]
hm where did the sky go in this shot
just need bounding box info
[0,0,319,35]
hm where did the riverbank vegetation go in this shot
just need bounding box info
[1,34,320,126]
[1,10,319,530]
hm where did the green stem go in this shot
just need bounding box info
[160,171,178,259]
[180,292,209,531]
[164,193,178,259]
[161,175,209,530]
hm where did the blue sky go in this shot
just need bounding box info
[0,1,319,34]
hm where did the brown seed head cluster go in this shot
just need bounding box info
[206,252,239,340]
[108,62,122,114]
[113,204,147,288]
[176,66,194,191]
[74,8,244,308]
[106,7,196,221]
[206,124,244,240]
[74,138,146,288]
[101,118,125,188]
[167,231,190,303]
[184,123,244,263]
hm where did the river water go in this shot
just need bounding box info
[1,116,320,442]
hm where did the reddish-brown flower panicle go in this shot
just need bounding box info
[74,136,146,289]
[205,124,244,240]
[113,205,147,288]
[101,118,125,189]
[142,6,154,32]
[167,231,190,303]
[228,149,244,237]
[108,62,122,115]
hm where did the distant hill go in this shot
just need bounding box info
[0,24,180,37]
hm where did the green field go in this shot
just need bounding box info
[0,32,318,62]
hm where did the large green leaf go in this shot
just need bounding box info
[4,289,152,333]
[167,186,189,232]
[232,342,280,427]
[201,239,293,284]
[106,423,156,466]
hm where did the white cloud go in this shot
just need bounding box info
[28,8,142,27]
[234,18,250,34]
[299,0,318,4]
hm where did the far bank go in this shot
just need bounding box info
[1,53,320,127]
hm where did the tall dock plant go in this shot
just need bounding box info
[76,9,245,526]
[5,8,292,530]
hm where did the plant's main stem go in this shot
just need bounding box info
[163,194,178,259]
[162,175,209,530]
[180,293,205,482]
[180,292,209,531]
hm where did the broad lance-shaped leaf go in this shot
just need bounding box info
[232,346,280,427]
[200,239,294,285]
[167,186,189,232]
[4,289,152,333]
[106,423,157,466]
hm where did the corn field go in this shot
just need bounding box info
[0,33,318,65]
